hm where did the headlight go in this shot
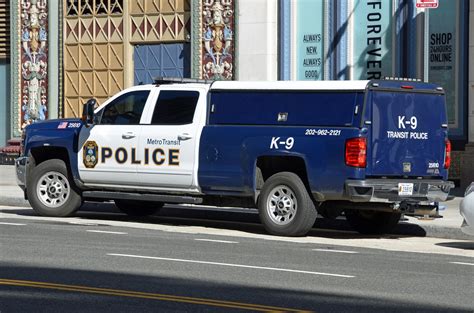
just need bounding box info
[465,182,474,197]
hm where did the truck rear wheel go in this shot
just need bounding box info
[114,200,163,217]
[258,172,317,236]
[345,210,401,235]
[26,159,82,217]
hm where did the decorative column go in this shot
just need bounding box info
[19,0,48,130]
[201,0,235,80]
[191,0,202,79]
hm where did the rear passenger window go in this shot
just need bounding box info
[100,90,150,125]
[151,90,199,125]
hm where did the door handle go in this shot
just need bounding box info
[178,133,192,141]
[122,132,136,139]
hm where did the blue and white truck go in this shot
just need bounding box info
[16,78,454,236]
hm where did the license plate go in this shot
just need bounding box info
[398,183,414,196]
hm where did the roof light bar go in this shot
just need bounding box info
[154,77,213,85]
[382,77,422,82]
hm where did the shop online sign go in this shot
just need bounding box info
[416,0,438,8]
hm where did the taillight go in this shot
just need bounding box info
[444,139,451,169]
[345,138,367,168]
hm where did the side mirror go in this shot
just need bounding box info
[82,98,96,126]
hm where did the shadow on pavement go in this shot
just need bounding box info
[435,241,474,250]
[0,263,470,313]
[1,201,428,240]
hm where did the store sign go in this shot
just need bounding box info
[296,0,324,80]
[429,2,457,127]
[416,0,439,9]
[352,1,393,80]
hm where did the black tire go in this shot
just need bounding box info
[257,172,317,236]
[114,199,163,217]
[26,159,82,217]
[345,210,401,235]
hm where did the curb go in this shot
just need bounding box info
[402,223,472,241]
[0,197,30,208]
[0,196,470,241]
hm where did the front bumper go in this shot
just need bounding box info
[15,156,28,191]
[345,179,454,203]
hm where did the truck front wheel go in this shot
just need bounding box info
[258,172,317,236]
[26,159,82,217]
[345,210,401,235]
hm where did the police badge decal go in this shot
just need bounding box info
[83,141,98,168]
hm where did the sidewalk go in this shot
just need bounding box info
[0,165,470,240]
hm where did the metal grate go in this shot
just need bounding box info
[0,0,9,59]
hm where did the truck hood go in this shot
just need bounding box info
[25,119,84,131]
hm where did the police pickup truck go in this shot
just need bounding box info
[16,78,454,236]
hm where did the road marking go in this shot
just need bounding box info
[86,230,128,235]
[0,222,26,226]
[0,279,308,312]
[312,248,359,254]
[108,253,355,278]
[195,239,239,244]
[449,262,474,266]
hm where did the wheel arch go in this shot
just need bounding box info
[28,147,78,191]
[255,155,312,198]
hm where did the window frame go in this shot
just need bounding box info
[96,89,151,126]
[149,89,201,126]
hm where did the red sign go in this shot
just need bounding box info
[416,0,439,8]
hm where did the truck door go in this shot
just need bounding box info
[137,88,205,189]
[78,88,152,186]
[367,89,448,178]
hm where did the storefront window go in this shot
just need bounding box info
[295,0,324,80]
[351,0,394,79]
[428,0,468,140]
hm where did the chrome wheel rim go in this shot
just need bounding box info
[266,185,297,225]
[36,171,70,208]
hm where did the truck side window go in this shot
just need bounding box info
[99,90,150,125]
[151,90,199,125]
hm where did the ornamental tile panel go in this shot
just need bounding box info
[20,0,49,127]
[109,17,123,41]
[93,44,108,70]
[63,0,124,117]
[79,71,94,97]
[161,0,177,13]
[130,0,146,14]
[95,18,108,42]
[64,71,79,96]
[201,0,234,80]
[130,0,189,44]
[64,97,79,118]
[109,43,123,69]
[64,44,79,70]
[79,19,92,43]
[146,16,160,42]
[109,70,123,95]
[79,44,94,70]
[95,0,107,15]
[94,71,108,97]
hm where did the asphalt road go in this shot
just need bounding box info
[0,204,473,313]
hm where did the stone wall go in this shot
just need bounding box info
[236,0,277,80]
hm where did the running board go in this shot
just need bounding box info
[83,191,203,204]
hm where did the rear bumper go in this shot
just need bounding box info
[345,179,454,202]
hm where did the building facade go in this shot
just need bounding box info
[0,0,10,147]
[1,0,473,186]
